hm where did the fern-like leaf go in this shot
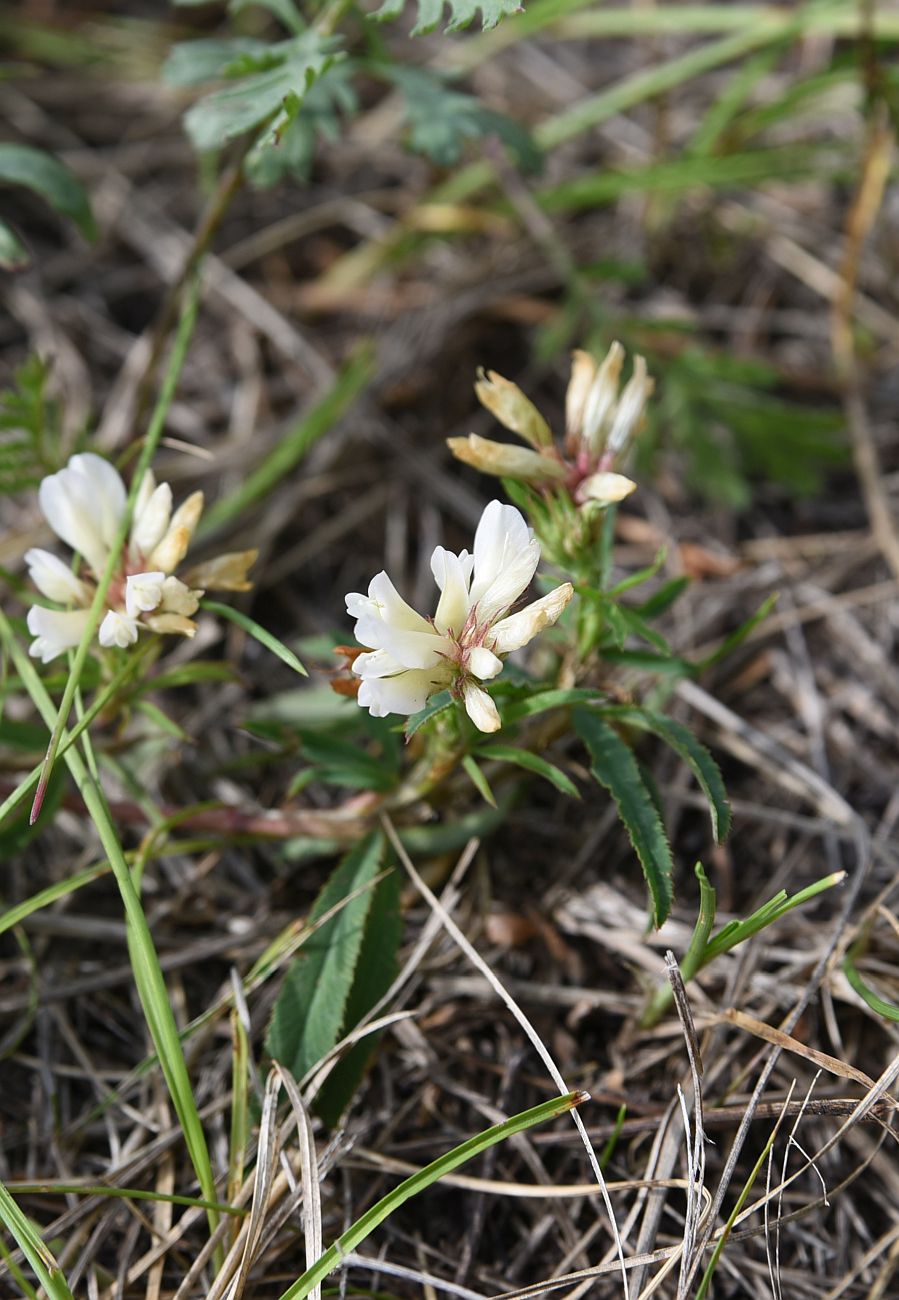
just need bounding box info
[372,0,523,36]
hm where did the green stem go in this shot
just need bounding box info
[0,609,221,1253]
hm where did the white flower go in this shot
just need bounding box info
[24,452,257,663]
[27,606,91,663]
[125,571,166,618]
[99,610,139,649]
[346,501,573,732]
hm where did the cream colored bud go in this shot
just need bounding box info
[160,575,201,616]
[447,434,566,484]
[147,490,204,572]
[145,612,198,637]
[489,583,574,655]
[474,369,553,449]
[604,357,654,460]
[582,342,625,455]
[565,350,598,441]
[180,549,258,592]
[463,681,501,733]
[575,471,637,507]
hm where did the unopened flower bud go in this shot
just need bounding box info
[447,434,566,484]
[575,471,637,507]
[474,370,553,449]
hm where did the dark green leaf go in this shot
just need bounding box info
[574,709,674,927]
[0,144,96,240]
[163,38,270,87]
[183,33,343,152]
[0,219,28,270]
[404,689,454,739]
[843,948,899,1023]
[388,67,539,170]
[245,62,357,187]
[315,869,402,1124]
[476,743,579,798]
[266,832,385,1083]
[696,594,777,670]
[601,706,731,842]
[462,754,496,807]
[499,686,601,727]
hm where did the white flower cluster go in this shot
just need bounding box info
[26,453,256,663]
[346,501,573,732]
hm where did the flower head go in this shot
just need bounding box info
[345,501,573,732]
[25,452,257,663]
[447,343,653,510]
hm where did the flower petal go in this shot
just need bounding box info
[446,435,565,484]
[181,550,257,592]
[68,453,127,551]
[467,645,503,681]
[462,682,501,733]
[603,355,654,461]
[431,546,474,636]
[27,606,91,663]
[575,471,637,507]
[489,583,574,654]
[581,341,624,456]
[468,501,541,625]
[160,575,201,615]
[565,349,598,442]
[131,481,173,559]
[39,460,110,575]
[98,610,139,649]
[125,571,166,618]
[474,369,553,449]
[24,548,89,605]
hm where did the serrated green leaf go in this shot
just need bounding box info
[0,219,28,270]
[601,706,731,842]
[574,709,674,927]
[245,61,357,187]
[404,689,454,739]
[314,869,402,1124]
[183,33,343,152]
[229,0,305,33]
[372,0,522,34]
[476,743,578,798]
[387,66,539,170]
[163,37,270,87]
[266,832,385,1083]
[0,144,96,240]
[201,599,306,676]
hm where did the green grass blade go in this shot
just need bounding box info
[201,600,307,675]
[276,1091,588,1300]
[0,862,110,938]
[476,743,579,798]
[0,611,220,1246]
[0,1181,74,1300]
[843,948,899,1023]
[461,753,497,807]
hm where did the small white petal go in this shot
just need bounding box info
[125,571,166,618]
[566,350,598,440]
[431,546,474,636]
[25,549,89,605]
[131,481,173,559]
[98,610,139,649]
[463,682,501,733]
[467,645,503,681]
[604,355,654,459]
[348,570,449,668]
[489,583,574,654]
[27,606,91,663]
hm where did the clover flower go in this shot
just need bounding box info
[345,501,573,732]
[25,452,257,663]
[447,342,654,509]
